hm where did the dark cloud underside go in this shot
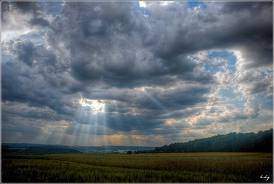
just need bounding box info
[1,1,272,146]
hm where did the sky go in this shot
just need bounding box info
[1,1,273,147]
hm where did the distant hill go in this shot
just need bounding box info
[153,129,273,153]
[3,129,272,154]
[2,143,81,155]
[2,143,154,154]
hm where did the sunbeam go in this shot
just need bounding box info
[141,88,179,139]
[73,96,110,146]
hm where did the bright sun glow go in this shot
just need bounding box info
[139,1,174,8]
[139,0,147,8]
[160,1,174,6]
[2,29,34,43]
[79,98,105,113]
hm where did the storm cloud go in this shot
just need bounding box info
[1,1,272,146]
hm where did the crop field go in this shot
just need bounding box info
[2,152,273,182]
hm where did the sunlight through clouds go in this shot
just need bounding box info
[79,97,105,114]
[1,1,272,146]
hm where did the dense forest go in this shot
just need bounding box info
[153,129,273,153]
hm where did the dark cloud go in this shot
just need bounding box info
[16,41,35,66]
[1,1,272,145]
[149,2,272,69]
[48,2,214,88]
[2,101,68,122]
[1,1,50,28]
[106,114,161,132]
[222,2,272,13]
[133,85,210,111]
[47,1,272,89]
[30,17,50,27]
[2,113,44,143]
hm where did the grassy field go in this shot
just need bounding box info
[2,152,273,182]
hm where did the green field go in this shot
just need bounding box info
[2,152,273,182]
